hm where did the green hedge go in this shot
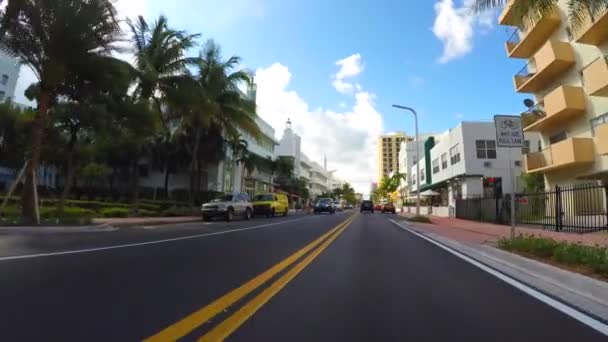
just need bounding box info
[161,206,194,217]
[498,235,608,278]
[99,207,130,218]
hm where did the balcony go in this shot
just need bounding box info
[525,138,595,173]
[575,9,608,45]
[524,86,586,132]
[596,123,608,155]
[513,41,575,93]
[582,56,608,97]
[505,7,561,58]
[499,0,518,25]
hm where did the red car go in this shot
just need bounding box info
[382,203,396,214]
[374,204,383,211]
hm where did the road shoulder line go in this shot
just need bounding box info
[389,219,608,336]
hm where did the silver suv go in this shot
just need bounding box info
[201,193,253,222]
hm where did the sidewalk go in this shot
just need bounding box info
[93,216,201,227]
[399,212,608,247]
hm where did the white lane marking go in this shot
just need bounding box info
[0,216,315,262]
[389,219,608,336]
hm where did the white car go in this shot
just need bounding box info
[201,193,253,222]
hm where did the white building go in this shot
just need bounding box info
[397,132,441,195]
[0,51,20,102]
[407,122,541,215]
[275,119,336,197]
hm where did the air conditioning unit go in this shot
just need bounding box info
[483,161,492,168]
[514,161,522,167]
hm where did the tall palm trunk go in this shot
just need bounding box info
[189,127,201,206]
[58,132,78,213]
[163,161,170,199]
[130,160,140,214]
[21,91,52,224]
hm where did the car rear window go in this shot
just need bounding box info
[362,201,372,205]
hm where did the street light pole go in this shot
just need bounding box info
[392,104,420,216]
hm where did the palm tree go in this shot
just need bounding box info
[183,39,262,204]
[239,152,258,193]
[472,0,607,30]
[229,135,248,192]
[128,15,199,198]
[0,0,122,223]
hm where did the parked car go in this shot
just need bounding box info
[332,201,343,211]
[314,198,335,214]
[252,193,289,218]
[374,203,383,211]
[360,200,374,213]
[382,202,396,214]
[201,193,253,222]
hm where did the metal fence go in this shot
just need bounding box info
[456,183,608,233]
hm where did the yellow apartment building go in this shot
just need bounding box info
[377,132,409,183]
[499,0,608,189]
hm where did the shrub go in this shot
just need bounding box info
[99,207,130,218]
[498,234,608,278]
[161,206,193,217]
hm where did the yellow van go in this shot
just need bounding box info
[252,193,289,218]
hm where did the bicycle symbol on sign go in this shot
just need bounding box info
[500,119,520,130]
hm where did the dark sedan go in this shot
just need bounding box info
[360,200,374,213]
[314,198,335,214]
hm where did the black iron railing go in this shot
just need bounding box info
[456,183,608,233]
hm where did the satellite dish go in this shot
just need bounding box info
[523,98,535,108]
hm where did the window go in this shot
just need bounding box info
[441,153,448,169]
[412,175,416,185]
[591,113,608,134]
[537,140,542,152]
[450,144,461,165]
[476,140,496,159]
[522,140,530,154]
[1,74,8,86]
[138,164,149,177]
[549,131,567,144]
[412,156,417,165]
[420,169,425,181]
[0,91,5,101]
[432,158,439,174]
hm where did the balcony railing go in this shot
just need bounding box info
[582,55,608,97]
[513,40,575,93]
[505,7,561,58]
[525,138,595,173]
[575,9,608,45]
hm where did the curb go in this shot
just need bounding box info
[0,223,118,234]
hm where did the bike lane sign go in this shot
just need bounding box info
[494,115,524,148]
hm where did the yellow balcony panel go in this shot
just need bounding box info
[524,86,586,132]
[575,10,608,45]
[596,123,608,155]
[514,41,575,93]
[505,7,561,58]
[582,56,608,97]
[499,0,518,25]
[525,138,595,173]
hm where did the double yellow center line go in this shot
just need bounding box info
[145,213,358,342]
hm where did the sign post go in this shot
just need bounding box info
[494,115,524,239]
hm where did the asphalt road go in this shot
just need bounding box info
[0,211,605,341]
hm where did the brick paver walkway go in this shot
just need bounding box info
[398,213,608,247]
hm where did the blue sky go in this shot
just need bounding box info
[16,0,526,192]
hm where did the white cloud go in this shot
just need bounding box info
[432,0,495,63]
[14,0,149,105]
[455,113,464,119]
[331,53,363,94]
[255,62,383,193]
